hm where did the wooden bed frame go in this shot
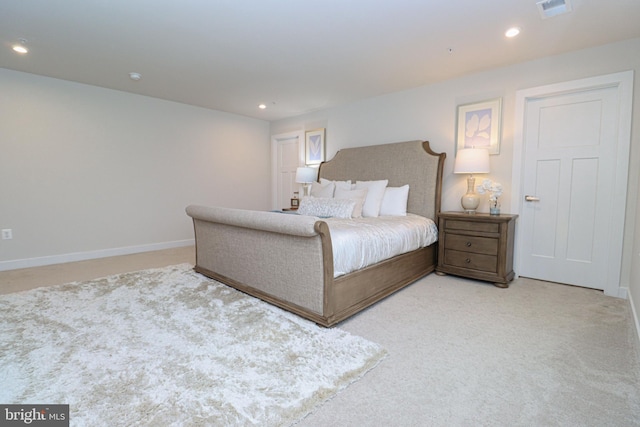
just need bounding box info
[186,140,445,327]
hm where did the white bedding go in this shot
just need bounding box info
[323,214,438,277]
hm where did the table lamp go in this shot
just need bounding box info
[453,148,490,214]
[295,167,317,197]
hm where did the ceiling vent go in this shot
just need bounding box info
[537,0,572,19]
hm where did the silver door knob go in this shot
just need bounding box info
[525,195,540,202]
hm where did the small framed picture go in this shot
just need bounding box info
[290,198,299,208]
[305,128,325,165]
[456,98,502,155]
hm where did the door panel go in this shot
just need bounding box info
[271,131,304,210]
[538,99,602,148]
[566,158,598,262]
[277,137,299,210]
[514,71,633,297]
[530,159,560,258]
[520,87,618,290]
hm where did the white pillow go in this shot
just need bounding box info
[334,187,368,218]
[355,180,388,217]
[297,197,356,219]
[320,178,351,191]
[310,181,335,198]
[379,185,410,216]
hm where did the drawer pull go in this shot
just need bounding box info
[466,242,472,247]
[465,258,471,263]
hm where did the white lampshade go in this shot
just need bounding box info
[295,167,317,183]
[454,148,490,174]
[453,148,490,214]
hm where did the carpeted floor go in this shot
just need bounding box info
[300,273,640,426]
[2,248,639,426]
[0,264,386,426]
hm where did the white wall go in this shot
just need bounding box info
[271,38,640,332]
[0,68,270,269]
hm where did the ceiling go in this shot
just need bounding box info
[1,0,639,121]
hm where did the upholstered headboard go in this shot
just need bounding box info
[317,140,445,219]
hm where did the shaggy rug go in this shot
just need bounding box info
[0,264,386,426]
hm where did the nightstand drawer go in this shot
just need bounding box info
[444,219,499,234]
[444,249,498,273]
[445,234,498,255]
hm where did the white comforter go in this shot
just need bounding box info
[323,214,438,277]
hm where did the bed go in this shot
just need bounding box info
[186,140,445,327]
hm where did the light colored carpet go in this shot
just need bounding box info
[0,264,386,426]
[300,273,640,426]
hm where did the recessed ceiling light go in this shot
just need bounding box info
[129,72,142,81]
[12,39,28,54]
[258,103,267,110]
[505,27,521,38]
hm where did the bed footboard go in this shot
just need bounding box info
[186,205,331,318]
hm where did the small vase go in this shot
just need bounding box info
[490,204,500,216]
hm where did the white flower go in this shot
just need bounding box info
[476,179,502,205]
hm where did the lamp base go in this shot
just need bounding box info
[302,183,311,197]
[460,175,480,214]
[461,201,480,214]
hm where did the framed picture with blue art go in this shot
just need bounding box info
[305,128,325,165]
[456,98,502,155]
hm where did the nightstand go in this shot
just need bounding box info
[436,211,518,288]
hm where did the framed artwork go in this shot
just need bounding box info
[305,128,325,165]
[456,98,502,155]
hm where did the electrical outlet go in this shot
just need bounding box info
[2,229,13,240]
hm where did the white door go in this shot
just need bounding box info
[271,131,304,210]
[513,71,633,297]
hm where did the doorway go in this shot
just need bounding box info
[270,131,304,210]
[512,71,634,297]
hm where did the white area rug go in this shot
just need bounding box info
[0,264,386,426]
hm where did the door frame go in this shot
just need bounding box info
[511,71,634,298]
[270,130,304,210]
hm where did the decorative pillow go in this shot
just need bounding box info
[355,180,389,217]
[320,178,351,191]
[310,181,335,198]
[334,187,368,218]
[379,185,410,216]
[297,197,356,219]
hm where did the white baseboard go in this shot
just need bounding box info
[0,239,194,272]
[617,286,628,299]
[629,291,640,344]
